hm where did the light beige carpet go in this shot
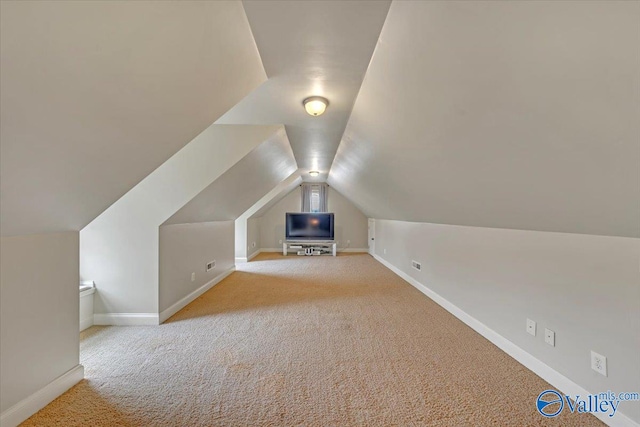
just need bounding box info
[22,253,603,426]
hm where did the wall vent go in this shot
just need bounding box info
[206,260,216,272]
[411,260,421,271]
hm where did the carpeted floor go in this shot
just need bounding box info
[22,253,603,426]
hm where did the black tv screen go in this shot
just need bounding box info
[286,213,334,241]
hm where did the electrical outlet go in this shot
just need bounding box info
[252,242,256,248]
[206,260,215,272]
[544,328,555,346]
[526,319,536,336]
[191,272,195,282]
[591,351,607,376]
[279,239,282,244]
[383,248,386,254]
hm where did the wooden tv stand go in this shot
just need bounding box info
[283,241,337,257]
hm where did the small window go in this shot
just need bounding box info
[301,183,328,212]
[310,189,320,212]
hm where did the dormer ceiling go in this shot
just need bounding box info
[164,128,297,225]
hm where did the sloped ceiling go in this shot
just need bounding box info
[0,1,266,236]
[164,128,297,225]
[248,173,303,220]
[217,1,390,182]
[329,1,640,238]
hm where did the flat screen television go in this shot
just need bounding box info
[285,213,334,241]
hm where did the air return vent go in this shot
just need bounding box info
[411,260,421,271]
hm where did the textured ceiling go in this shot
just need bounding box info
[329,1,640,237]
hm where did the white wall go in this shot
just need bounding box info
[259,187,301,249]
[81,125,280,319]
[328,188,368,250]
[373,219,640,423]
[258,186,368,250]
[79,289,94,332]
[235,172,303,261]
[247,217,261,258]
[0,233,80,412]
[159,222,234,314]
[234,218,248,261]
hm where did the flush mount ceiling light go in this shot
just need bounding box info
[303,96,329,116]
[309,171,320,177]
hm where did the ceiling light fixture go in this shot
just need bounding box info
[303,96,329,116]
[309,171,320,177]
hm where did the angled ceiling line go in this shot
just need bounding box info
[216,1,391,183]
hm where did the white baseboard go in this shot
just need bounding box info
[372,254,639,427]
[159,266,235,323]
[0,364,84,427]
[79,316,94,332]
[338,248,369,253]
[235,250,261,264]
[93,312,159,326]
[260,248,282,252]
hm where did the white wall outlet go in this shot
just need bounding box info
[591,351,607,376]
[526,319,536,336]
[252,242,256,248]
[544,328,555,346]
[279,239,282,244]
[206,260,215,272]
[383,248,386,254]
[191,272,196,282]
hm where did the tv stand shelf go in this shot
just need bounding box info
[283,241,337,257]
